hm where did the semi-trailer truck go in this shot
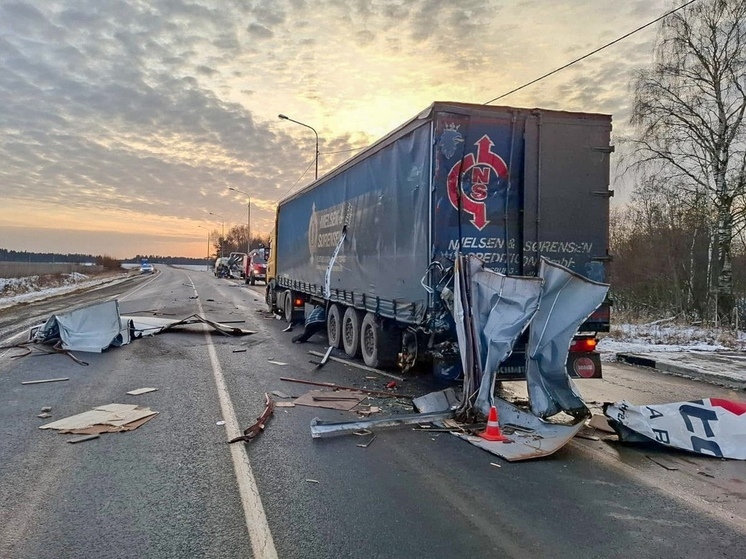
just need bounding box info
[266,102,613,380]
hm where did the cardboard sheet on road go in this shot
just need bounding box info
[39,403,158,434]
[294,390,366,411]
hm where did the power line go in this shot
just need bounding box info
[484,0,699,105]
[279,157,316,200]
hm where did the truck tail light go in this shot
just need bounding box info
[570,337,597,352]
[294,297,304,308]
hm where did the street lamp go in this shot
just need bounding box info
[278,114,319,180]
[197,225,210,270]
[228,187,251,254]
[209,212,225,258]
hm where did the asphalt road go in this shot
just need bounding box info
[0,265,744,558]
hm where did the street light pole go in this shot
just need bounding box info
[228,187,251,254]
[197,225,210,270]
[209,212,225,258]
[278,114,319,180]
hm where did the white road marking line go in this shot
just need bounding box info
[188,275,278,559]
[113,272,160,302]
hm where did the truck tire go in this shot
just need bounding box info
[360,313,400,369]
[342,307,363,358]
[327,304,343,349]
[283,291,294,323]
[250,274,256,285]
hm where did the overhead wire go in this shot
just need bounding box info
[483,0,699,105]
[279,157,316,200]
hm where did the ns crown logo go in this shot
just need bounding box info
[447,134,508,230]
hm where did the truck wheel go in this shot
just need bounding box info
[327,304,342,349]
[360,313,400,369]
[250,274,256,285]
[265,280,277,313]
[283,292,294,323]
[342,307,363,358]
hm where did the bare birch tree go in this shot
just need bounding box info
[629,0,746,323]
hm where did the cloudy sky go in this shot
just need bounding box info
[0,0,671,259]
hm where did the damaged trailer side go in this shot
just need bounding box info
[267,101,612,381]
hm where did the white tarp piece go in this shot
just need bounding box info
[467,258,542,416]
[27,301,255,355]
[604,399,746,460]
[526,259,609,419]
[32,300,130,353]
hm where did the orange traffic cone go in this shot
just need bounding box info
[480,405,510,442]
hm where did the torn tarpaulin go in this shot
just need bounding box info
[604,399,746,460]
[21,300,255,355]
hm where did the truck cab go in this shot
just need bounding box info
[245,248,268,285]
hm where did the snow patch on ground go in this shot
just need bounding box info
[0,272,129,310]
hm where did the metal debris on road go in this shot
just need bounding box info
[126,387,158,395]
[268,360,287,366]
[228,393,274,444]
[37,413,52,419]
[232,348,247,353]
[356,433,377,448]
[295,390,365,411]
[306,350,405,382]
[282,324,293,332]
[305,479,320,484]
[271,391,292,399]
[216,421,226,426]
[310,410,456,438]
[490,462,502,468]
[67,434,100,444]
[280,377,413,399]
[22,378,69,385]
[276,402,295,408]
[41,406,52,412]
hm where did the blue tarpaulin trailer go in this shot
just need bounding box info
[267,102,612,377]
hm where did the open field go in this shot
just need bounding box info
[0,262,104,278]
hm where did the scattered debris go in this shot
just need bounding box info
[281,377,413,399]
[307,350,405,382]
[295,390,365,411]
[41,406,52,413]
[588,414,615,433]
[271,391,292,399]
[126,387,158,395]
[575,433,601,442]
[282,324,294,332]
[37,413,52,419]
[356,433,377,448]
[233,348,247,353]
[39,404,158,435]
[316,346,333,369]
[268,360,287,366]
[604,399,746,460]
[647,455,680,471]
[67,434,100,444]
[228,393,274,444]
[357,406,381,417]
[386,381,397,389]
[305,479,319,484]
[206,298,215,302]
[22,378,69,385]
[276,402,295,408]
[216,421,226,426]
[310,410,456,438]
[490,462,502,468]
[10,300,256,362]
[698,471,715,478]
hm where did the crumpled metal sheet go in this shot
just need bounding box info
[605,399,746,460]
[26,302,256,355]
[453,396,587,462]
[526,259,608,419]
[32,300,130,353]
[124,314,256,337]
